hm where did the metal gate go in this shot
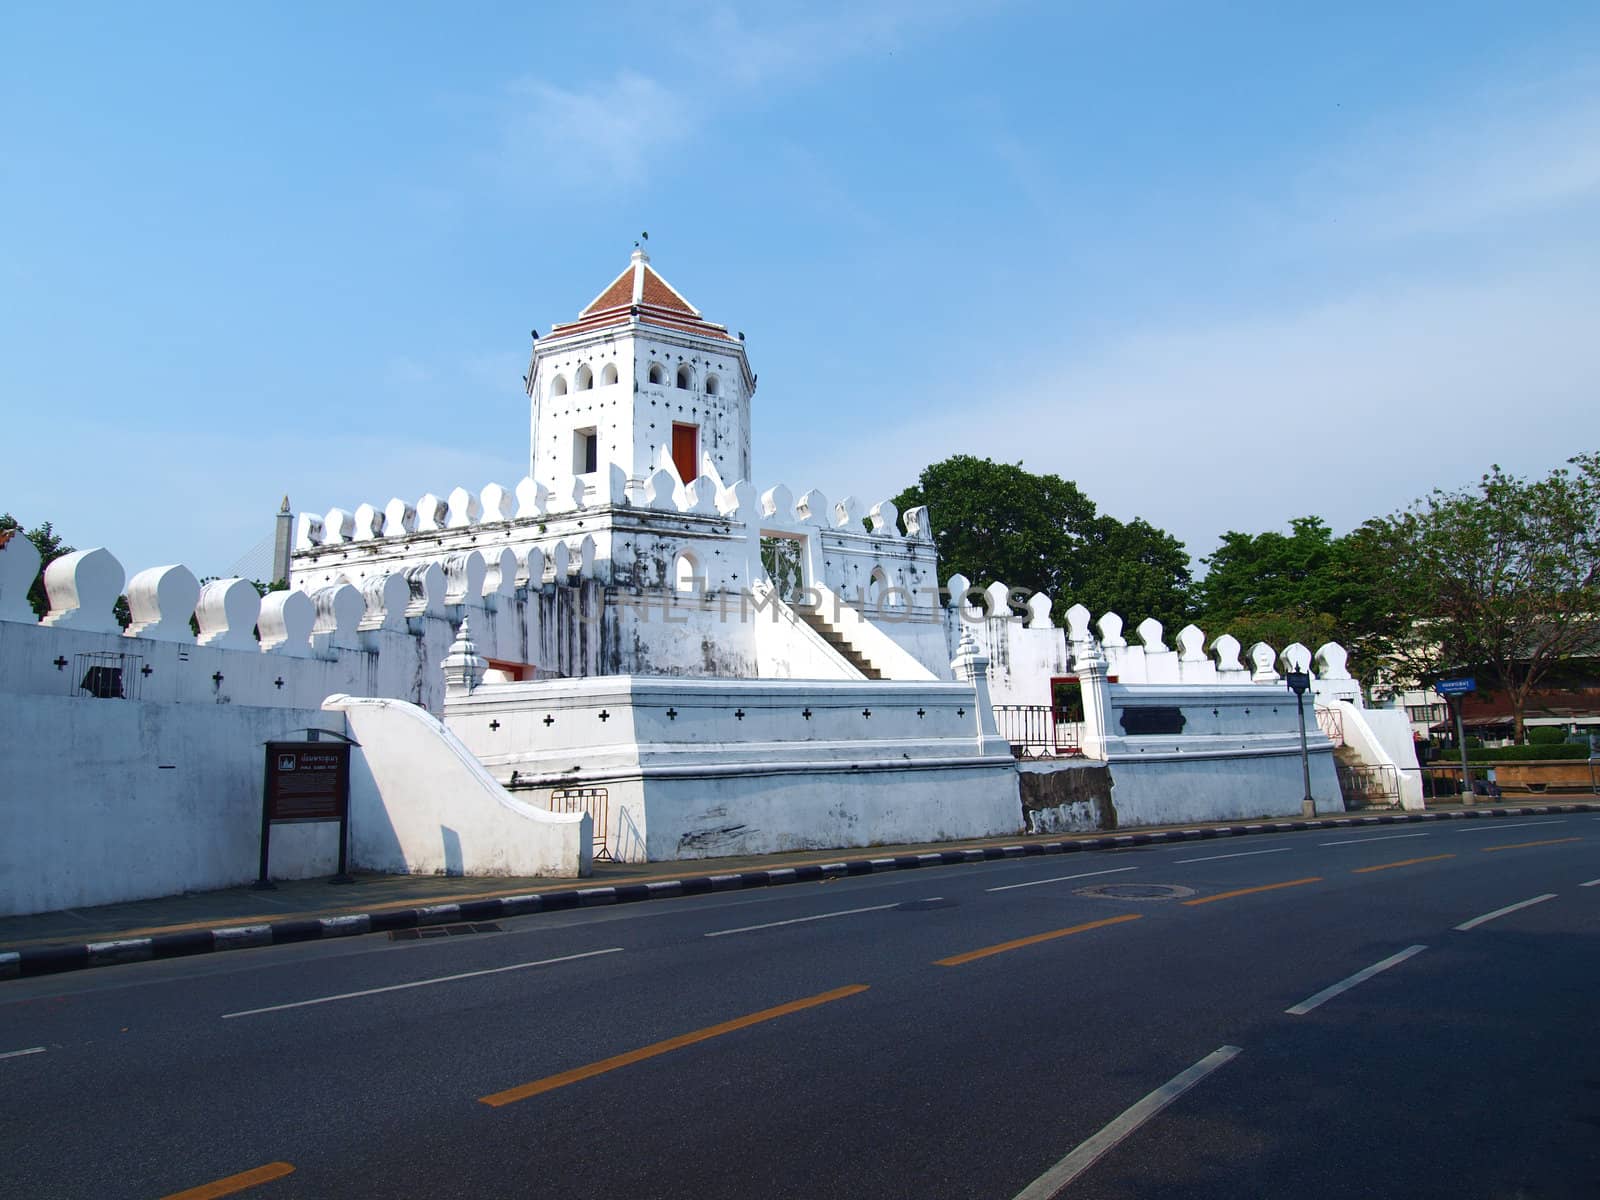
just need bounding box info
[1335,763,1401,809]
[547,786,613,861]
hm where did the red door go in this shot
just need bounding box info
[672,423,699,482]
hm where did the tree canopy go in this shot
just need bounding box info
[891,455,1191,629]
[1356,454,1600,740]
[0,513,73,618]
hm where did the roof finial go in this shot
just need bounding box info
[631,231,650,265]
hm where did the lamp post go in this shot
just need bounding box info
[1286,670,1314,816]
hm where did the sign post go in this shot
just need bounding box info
[1434,678,1477,804]
[1285,670,1314,816]
[258,735,353,888]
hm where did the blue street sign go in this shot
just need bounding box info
[1434,677,1476,696]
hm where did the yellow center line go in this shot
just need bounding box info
[1181,877,1323,906]
[1482,837,1583,853]
[1353,854,1456,874]
[934,913,1143,967]
[479,983,870,1107]
[159,1162,295,1200]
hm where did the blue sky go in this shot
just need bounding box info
[4,2,1598,583]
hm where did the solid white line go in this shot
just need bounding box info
[1285,945,1427,1015]
[1454,820,1565,833]
[1581,879,1600,888]
[987,867,1139,894]
[1012,1045,1242,1199]
[220,947,622,1018]
[0,1046,46,1061]
[1455,894,1558,931]
[704,901,911,937]
[1318,833,1429,847]
[1173,847,1293,864]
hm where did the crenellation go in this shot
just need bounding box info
[415,494,449,534]
[323,508,355,545]
[404,562,447,618]
[383,497,417,538]
[123,564,200,643]
[353,503,386,542]
[479,483,514,523]
[310,583,365,650]
[295,511,325,550]
[41,548,125,634]
[0,531,42,623]
[359,573,408,632]
[443,551,487,605]
[195,577,261,651]
[446,487,482,529]
[259,589,315,657]
[867,500,900,538]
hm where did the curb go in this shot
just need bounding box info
[3,803,1593,982]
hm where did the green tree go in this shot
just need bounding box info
[1360,454,1600,742]
[1191,515,1398,678]
[0,513,74,618]
[891,455,1192,627]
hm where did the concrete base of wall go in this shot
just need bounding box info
[1017,760,1112,833]
[523,761,1024,862]
[1106,749,1343,826]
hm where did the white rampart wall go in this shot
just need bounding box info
[0,695,346,916]
[441,668,1019,862]
[324,695,592,878]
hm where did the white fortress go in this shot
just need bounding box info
[0,247,1423,917]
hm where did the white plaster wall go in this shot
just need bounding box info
[1107,750,1343,826]
[636,764,1020,860]
[443,674,1019,861]
[325,696,590,878]
[0,695,344,916]
[1339,702,1426,810]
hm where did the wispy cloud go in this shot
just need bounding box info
[773,254,1600,570]
[502,72,692,185]
[1289,69,1600,243]
[494,2,988,185]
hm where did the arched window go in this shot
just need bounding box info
[648,363,666,385]
[674,551,702,594]
[600,362,619,385]
[676,364,693,390]
[575,364,594,390]
[550,375,568,397]
[705,374,720,396]
[868,566,889,609]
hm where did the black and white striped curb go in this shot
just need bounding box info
[3,803,1593,982]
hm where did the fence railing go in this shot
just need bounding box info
[993,705,1082,759]
[545,786,614,861]
[1335,763,1401,809]
[1315,706,1344,746]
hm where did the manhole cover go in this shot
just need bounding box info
[1074,883,1195,901]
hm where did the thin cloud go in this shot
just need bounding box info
[1290,71,1600,243]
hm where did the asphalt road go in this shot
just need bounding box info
[2,813,1596,1199]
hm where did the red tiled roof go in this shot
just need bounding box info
[554,251,733,342]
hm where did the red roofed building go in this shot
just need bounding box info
[525,246,754,490]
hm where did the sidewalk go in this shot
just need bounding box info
[3,800,1593,979]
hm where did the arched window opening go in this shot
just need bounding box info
[674,551,702,594]
[868,566,889,610]
[705,374,720,396]
[550,375,568,397]
[648,363,666,385]
[575,364,594,390]
[676,364,693,390]
[600,362,619,385]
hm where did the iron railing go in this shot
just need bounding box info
[1336,763,1402,809]
[1315,706,1345,746]
[545,786,614,861]
[993,705,1082,759]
